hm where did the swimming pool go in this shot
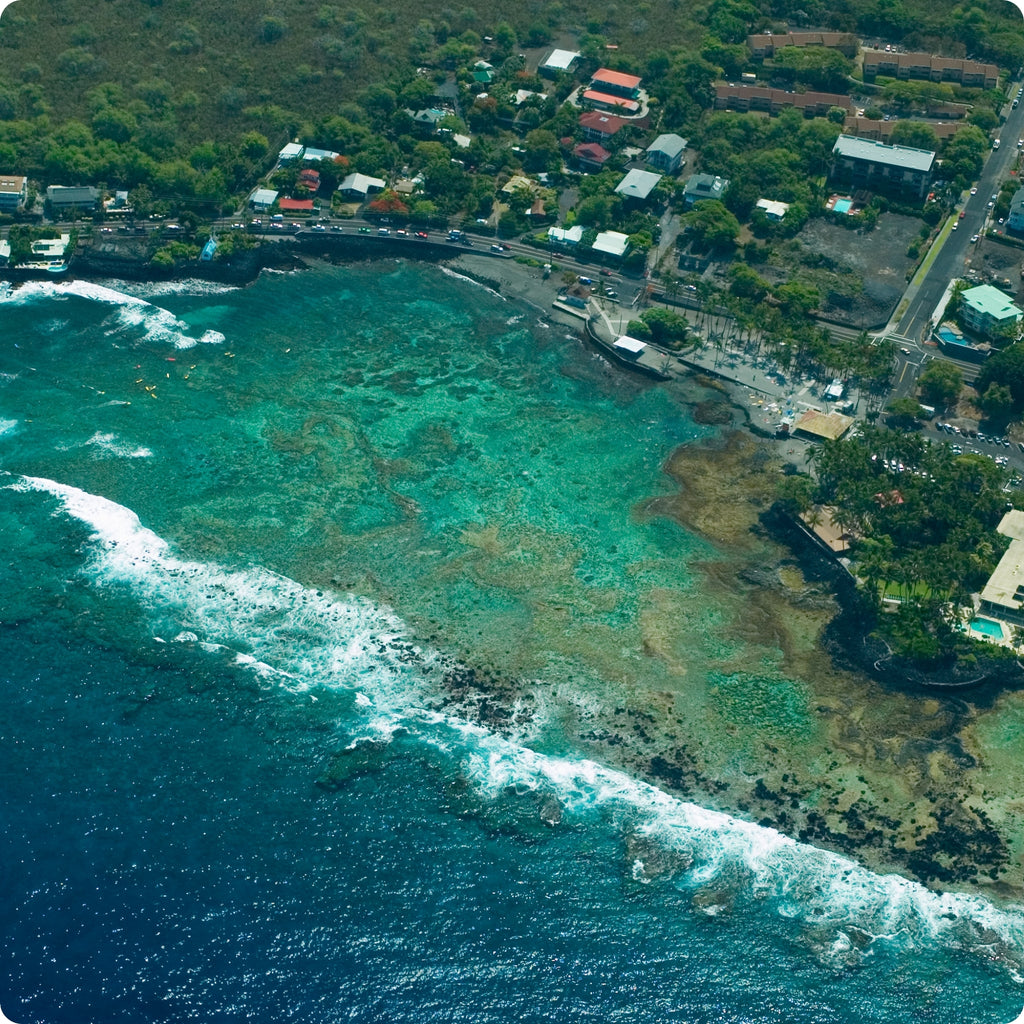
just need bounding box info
[970,616,1005,639]
[937,325,967,345]
[833,198,853,214]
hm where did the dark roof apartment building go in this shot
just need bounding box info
[830,136,935,198]
[714,84,854,117]
[862,49,998,89]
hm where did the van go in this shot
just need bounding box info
[490,243,505,253]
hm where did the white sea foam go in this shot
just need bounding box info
[98,278,238,300]
[0,418,18,438]
[0,279,225,349]
[80,432,153,459]
[438,266,506,301]
[9,471,1024,970]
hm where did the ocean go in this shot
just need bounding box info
[1,262,1023,1023]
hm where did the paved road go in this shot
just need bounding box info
[895,87,1024,342]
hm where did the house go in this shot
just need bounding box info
[408,108,446,130]
[540,49,581,76]
[862,49,998,89]
[337,173,386,199]
[0,239,10,265]
[714,83,854,118]
[614,169,662,202]
[279,142,304,162]
[592,230,630,258]
[249,188,279,210]
[501,174,536,196]
[581,89,640,115]
[830,136,934,199]
[682,173,729,207]
[579,111,629,143]
[756,198,790,221]
[645,134,687,174]
[548,224,584,246]
[27,233,72,270]
[298,169,321,192]
[959,284,1023,338]
[0,175,27,212]
[589,68,642,100]
[573,142,612,172]
[302,147,340,162]
[514,89,545,106]
[1007,187,1024,233]
[46,185,100,212]
[979,510,1024,626]
[278,198,315,213]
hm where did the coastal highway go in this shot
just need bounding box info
[894,86,1024,343]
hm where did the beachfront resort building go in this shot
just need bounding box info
[979,510,1024,626]
[0,175,27,212]
[959,284,1023,338]
[829,136,935,199]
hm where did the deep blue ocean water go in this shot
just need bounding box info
[1,265,1023,1023]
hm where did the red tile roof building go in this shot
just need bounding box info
[579,110,629,141]
[581,89,640,114]
[589,68,642,99]
[278,198,315,212]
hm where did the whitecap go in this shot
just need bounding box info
[9,471,1024,973]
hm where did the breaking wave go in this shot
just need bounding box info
[0,280,225,349]
[8,471,1024,975]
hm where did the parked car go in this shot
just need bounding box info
[415,231,428,239]
[971,234,979,242]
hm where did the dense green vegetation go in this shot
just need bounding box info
[779,425,1019,663]
[0,0,1019,221]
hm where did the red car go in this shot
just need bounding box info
[415,231,428,239]
[959,210,966,219]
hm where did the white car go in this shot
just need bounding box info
[970,186,978,195]
[971,233,979,242]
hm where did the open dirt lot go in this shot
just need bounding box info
[970,235,1024,304]
[793,213,921,327]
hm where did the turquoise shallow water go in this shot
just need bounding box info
[1,264,1024,1023]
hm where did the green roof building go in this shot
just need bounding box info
[960,284,1023,338]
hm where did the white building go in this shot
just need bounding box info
[548,225,584,246]
[614,169,663,201]
[592,230,630,258]
[337,173,386,199]
[756,198,790,221]
[540,49,581,75]
[249,188,279,210]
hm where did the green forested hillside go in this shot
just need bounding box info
[0,0,1021,210]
